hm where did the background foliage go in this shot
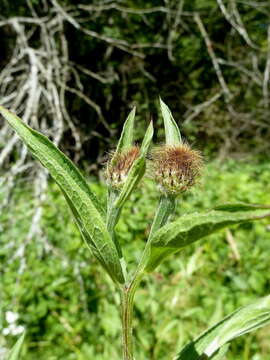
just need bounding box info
[1,0,270,359]
[1,159,270,359]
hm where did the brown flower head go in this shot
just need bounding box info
[151,144,203,195]
[106,146,140,188]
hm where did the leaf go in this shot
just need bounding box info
[106,108,136,257]
[160,98,182,145]
[145,207,270,272]
[115,121,153,209]
[213,202,270,212]
[7,332,25,360]
[148,195,176,241]
[142,98,182,242]
[113,106,136,160]
[106,115,153,271]
[175,295,270,360]
[209,344,230,360]
[137,99,182,274]
[0,106,124,284]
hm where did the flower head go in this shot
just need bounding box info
[151,144,203,195]
[106,146,140,188]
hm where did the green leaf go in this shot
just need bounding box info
[213,202,270,212]
[0,106,124,284]
[106,108,136,258]
[148,195,176,241]
[113,106,136,160]
[106,116,153,273]
[7,332,25,360]
[209,344,230,360]
[145,207,270,272]
[175,295,270,360]
[115,121,153,209]
[160,98,182,145]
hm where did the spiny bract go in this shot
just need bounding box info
[106,146,140,188]
[151,144,203,195]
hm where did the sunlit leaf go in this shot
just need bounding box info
[106,107,136,257]
[112,106,136,160]
[176,295,270,360]
[115,121,153,209]
[160,98,182,145]
[213,202,270,212]
[144,99,182,241]
[0,106,124,284]
[7,332,25,360]
[146,207,270,272]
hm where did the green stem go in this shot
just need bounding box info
[106,188,122,257]
[120,195,176,359]
[148,194,176,240]
[121,274,143,360]
[132,195,176,279]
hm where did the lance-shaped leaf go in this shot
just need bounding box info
[213,202,270,212]
[175,295,270,360]
[113,106,136,160]
[106,107,136,241]
[0,106,124,284]
[106,111,153,269]
[147,99,182,239]
[160,98,182,145]
[146,98,183,239]
[114,121,153,209]
[145,207,270,272]
[7,332,25,360]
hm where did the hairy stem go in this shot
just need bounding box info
[120,195,176,359]
[121,273,143,360]
[133,195,176,279]
[106,188,123,257]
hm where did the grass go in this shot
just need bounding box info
[0,158,270,359]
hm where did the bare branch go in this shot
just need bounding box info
[184,92,223,124]
[78,3,194,17]
[194,13,233,102]
[263,25,270,108]
[167,0,185,61]
[216,0,258,49]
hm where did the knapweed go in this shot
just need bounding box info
[151,144,203,195]
[106,146,140,188]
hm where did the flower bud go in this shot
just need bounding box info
[151,144,203,195]
[106,146,140,188]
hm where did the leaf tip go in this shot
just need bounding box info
[146,120,154,138]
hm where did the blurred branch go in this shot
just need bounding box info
[217,58,262,86]
[78,3,194,17]
[167,0,185,61]
[263,25,270,108]
[51,0,145,58]
[194,13,233,103]
[217,0,258,49]
[184,92,223,124]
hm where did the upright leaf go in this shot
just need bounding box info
[106,113,153,272]
[213,202,270,212]
[113,106,136,159]
[0,106,124,284]
[106,107,136,258]
[146,98,183,241]
[115,121,153,209]
[7,332,25,360]
[176,295,270,360]
[160,98,182,145]
[146,207,270,272]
